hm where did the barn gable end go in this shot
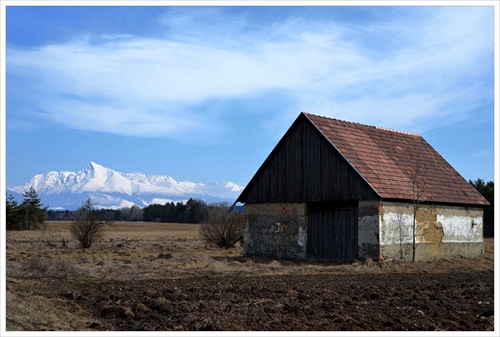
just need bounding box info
[238,113,378,204]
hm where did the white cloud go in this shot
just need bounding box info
[6,6,493,139]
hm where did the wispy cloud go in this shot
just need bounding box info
[7,6,493,140]
[472,149,495,158]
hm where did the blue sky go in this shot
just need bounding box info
[3,3,496,189]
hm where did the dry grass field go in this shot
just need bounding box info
[5,221,495,331]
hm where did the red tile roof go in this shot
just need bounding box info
[303,112,489,206]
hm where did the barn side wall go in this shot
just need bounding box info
[244,201,484,262]
[379,201,484,261]
[243,203,307,259]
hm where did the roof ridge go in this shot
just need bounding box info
[302,112,421,136]
[373,125,420,136]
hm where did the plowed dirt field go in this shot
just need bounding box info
[5,222,496,332]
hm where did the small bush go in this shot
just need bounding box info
[200,205,245,249]
[71,198,113,248]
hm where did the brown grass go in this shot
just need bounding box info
[6,221,494,280]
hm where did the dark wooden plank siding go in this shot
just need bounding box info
[238,115,378,203]
[307,201,358,263]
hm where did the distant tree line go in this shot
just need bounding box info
[6,187,221,227]
[44,198,213,224]
[47,204,143,222]
[142,198,210,223]
[469,178,494,237]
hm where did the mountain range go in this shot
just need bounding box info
[7,162,244,210]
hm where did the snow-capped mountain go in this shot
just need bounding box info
[8,162,244,210]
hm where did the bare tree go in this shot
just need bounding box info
[70,198,113,248]
[129,205,143,222]
[120,204,143,222]
[200,204,245,249]
[406,151,430,262]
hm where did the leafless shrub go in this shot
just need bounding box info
[71,198,113,248]
[200,205,245,249]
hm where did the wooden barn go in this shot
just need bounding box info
[235,112,489,263]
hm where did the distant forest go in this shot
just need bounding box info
[46,198,240,224]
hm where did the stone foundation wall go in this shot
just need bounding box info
[243,203,307,259]
[380,242,484,261]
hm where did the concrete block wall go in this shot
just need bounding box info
[243,203,307,259]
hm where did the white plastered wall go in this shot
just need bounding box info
[378,201,484,260]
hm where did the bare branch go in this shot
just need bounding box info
[403,150,432,262]
[199,205,245,249]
